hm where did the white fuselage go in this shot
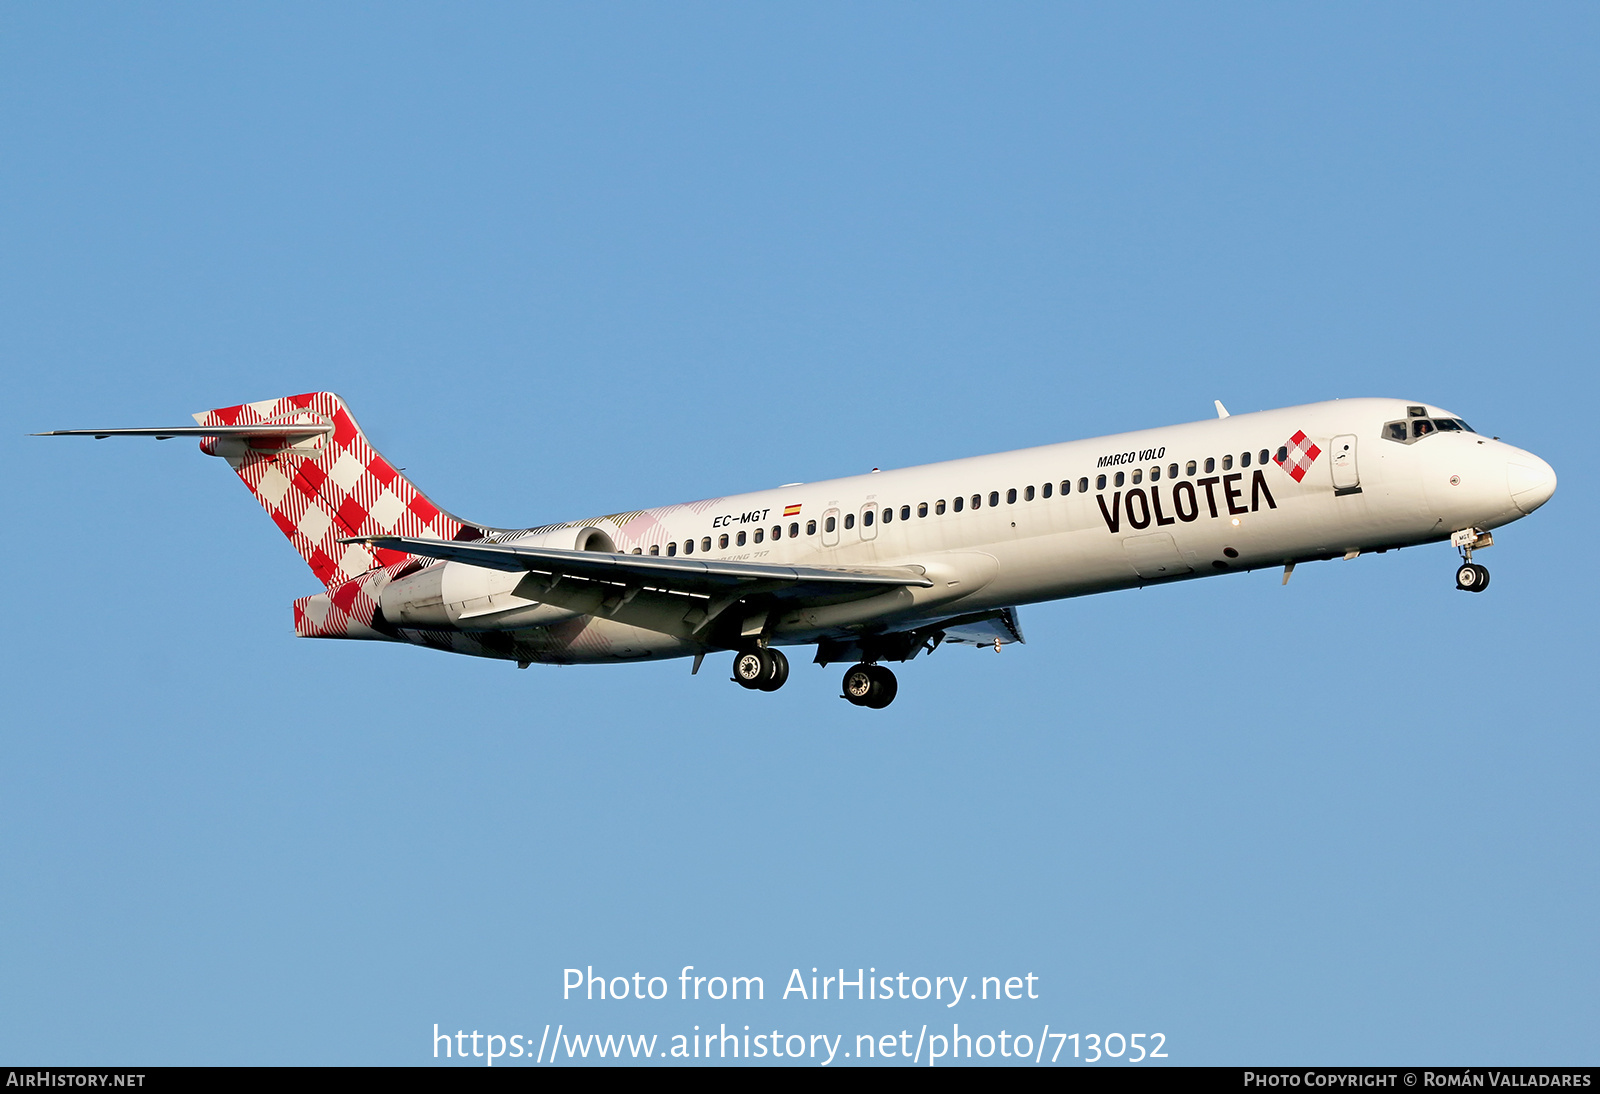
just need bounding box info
[385,398,1556,664]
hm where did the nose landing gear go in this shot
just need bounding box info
[841,663,898,709]
[732,648,790,691]
[1451,528,1493,593]
[1456,562,1490,592]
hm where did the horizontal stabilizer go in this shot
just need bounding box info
[35,423,334,440]
[345,534,933,599]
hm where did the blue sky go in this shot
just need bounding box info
[2,3,1595,1065]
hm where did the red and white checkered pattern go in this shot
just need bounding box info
[293,559,423,639]
[1274,429,1322,482]
[195,392,483,589]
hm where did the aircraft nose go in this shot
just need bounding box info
[1507,455,1557,514]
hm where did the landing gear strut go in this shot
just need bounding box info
[841,663,898,709]
[1452,528,1492,593]
[733,648,789,691]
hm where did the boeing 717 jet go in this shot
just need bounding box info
[41,393,1556,708]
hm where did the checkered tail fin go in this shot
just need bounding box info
[195,392,485,588]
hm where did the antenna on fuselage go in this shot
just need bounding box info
[1214,400,1230,419]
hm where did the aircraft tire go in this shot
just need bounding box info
[864,665,898,709]
[733,649,772,689]
[1456,562,1490,592]
[758,648,790,691]
[842,665,877,706]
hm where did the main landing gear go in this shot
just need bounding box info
[841,663,898,709]
[1452,528,1492,593]
[732,649,900,708]
[732,647,789,691]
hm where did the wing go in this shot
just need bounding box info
[352,535,932,597]
[812,606,1024,665]
[938,606,1025,647]
[349,534,933,647]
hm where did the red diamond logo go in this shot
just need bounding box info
[1275,430,1322,482]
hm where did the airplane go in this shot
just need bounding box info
[39,392,1556,709]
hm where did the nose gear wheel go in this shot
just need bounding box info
[1455,562,1490,592]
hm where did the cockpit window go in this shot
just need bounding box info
[1383,417,1477,444]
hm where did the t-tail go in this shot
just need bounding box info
[38,392,486,632]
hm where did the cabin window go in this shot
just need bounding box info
[973,494,983,509]
[791,523,801,538]
[989,491,1000,507]
[703,537,712,552]
[822,517,833,534]
[737,531,747,546]
[1150,466,1161,482]
[649,544,660,555]
[1024,485,1035,501]
[953,496,964,512]
[1131,469,1142,485]
[753,529,763,543]
[1006,488,1017,504]
[881,507,892,524]
[632,547,642,554]
[1042,483,1053,499]
[901,505,911,520]
[1186,460,1196,476]
[1277,447,1289,463]
[1241,451,1251,468]
[1259,449,1270,464]
[771,525,781,541]
[1222,455,1234,471]
[807,520,817,535]
[1169,463,1179,478]
[864,509,875,526]
[668,542,678,556]
[1097,474,1108,490]
[1204,458,1215,473]
[683,540,693,555]
[844,513,855,530]
[1079,477,1089,493]
[935,500,946,515]
[918,502,928,517]
[719,534,729,549]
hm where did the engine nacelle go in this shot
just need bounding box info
[378,526,618,630]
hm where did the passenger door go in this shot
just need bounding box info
[1330,434,1360,493]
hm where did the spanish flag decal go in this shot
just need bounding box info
[783,503,802,517]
